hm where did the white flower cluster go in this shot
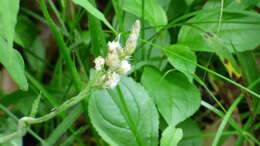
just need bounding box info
[93,20,141,89]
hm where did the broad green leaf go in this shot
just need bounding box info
[167,0,187,20]
[178,12,260,52]
[178,119,202,146]
[141,67,201,126]
[0,0,19,47]
[89,76,159,146]
[0,38,28,90]
[160,125,183,146]
[164,44,197,82]
[0,0,28,90]
[120,0,168,27]
[158,0,172,10]
[72,0,115,32]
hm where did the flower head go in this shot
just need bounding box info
[106,52,120,69]
[125,20,141,55]
[117,60,131,74]
[103,72,120,88]
[94,56,105,70]
[93,20,141,89]
[108,41,121,52]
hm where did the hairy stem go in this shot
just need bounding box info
[0,73,101,144]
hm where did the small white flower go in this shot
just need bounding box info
[117,60,131,74]
[108,41,121,52]
[103,72,120,88]
[94,56,105,70]
[106,52,120,69]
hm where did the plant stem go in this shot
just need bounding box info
[0,73,100,144]
[24,89,91,124]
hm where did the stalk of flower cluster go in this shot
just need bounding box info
[0,20,141,144]
[0,74,99,143]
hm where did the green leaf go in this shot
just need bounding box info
[0,38,28,90]
[178,119,202,146]
[72,0,116,32]
[89,76,159,146]
[0,0,28,90]
[121,0,168,27]
[141,67,201,126]
[0,0,19,47]
[164,44,197,82]
[178,12,260,52]
[160,125,183,146]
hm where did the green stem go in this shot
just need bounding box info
[217,0,224,33]
[0,70,104,144]
[141,0,145,60]
[22,86,93,125]
[0,104,49,145]
[194,75,227,112]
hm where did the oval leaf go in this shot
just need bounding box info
[89,76,159,146]
[141,67,201,125]
[178,119,202,146]
[0,0,28,90]
[0,38,28,90]
[178,12,260,52]
[121,0,168,27]
[0,0,19,47]
[160,125,183,146]
[164,44,197,82]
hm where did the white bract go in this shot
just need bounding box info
[94,56,105,70]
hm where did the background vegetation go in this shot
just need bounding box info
[0,0,260,145]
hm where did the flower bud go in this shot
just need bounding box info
[103,72,120,88]
[108,41,121,52]
[94,56,105,71]
[125,20,141,55]
[116,60,131,74]
[106,52,120,69]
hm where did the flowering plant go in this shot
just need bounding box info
[0,20,140,144]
